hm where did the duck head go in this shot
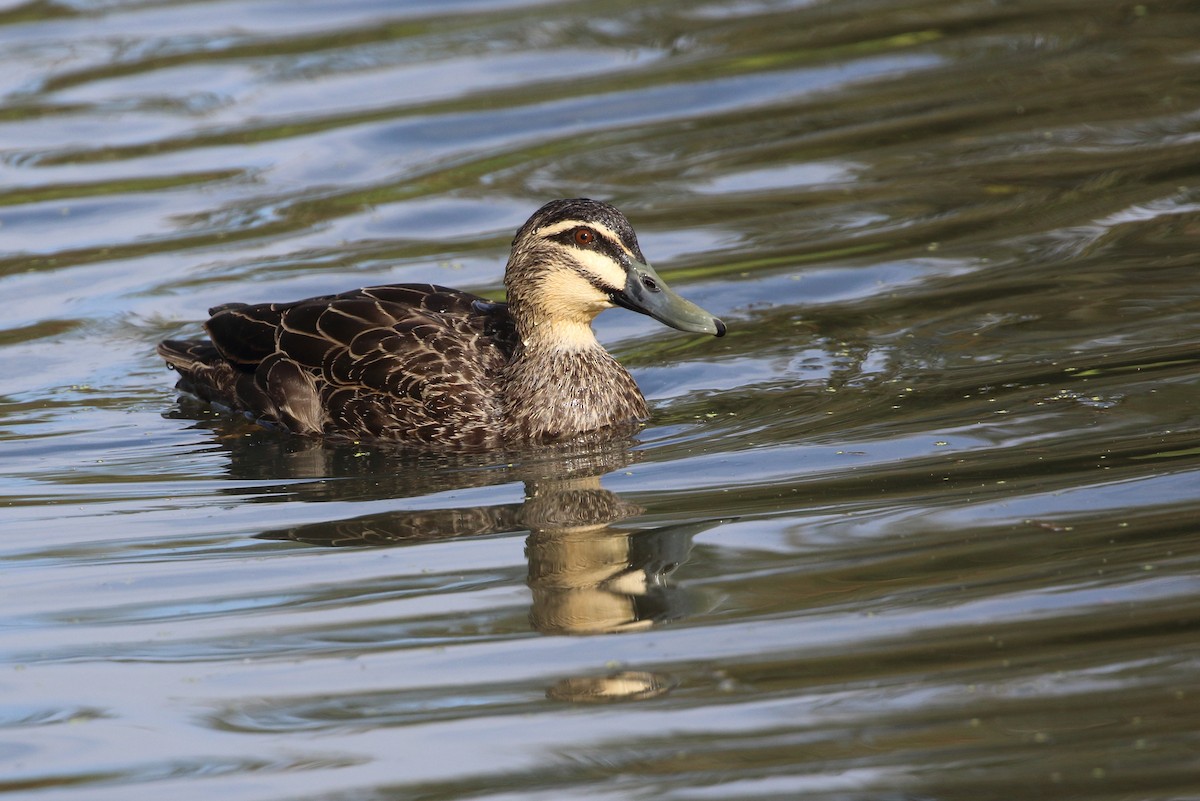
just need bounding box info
[505,198,725,338]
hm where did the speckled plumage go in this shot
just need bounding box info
[158,199,723,450]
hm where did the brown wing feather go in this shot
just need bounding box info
[160,283,517,447]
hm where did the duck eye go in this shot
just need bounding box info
[573,227,596,246]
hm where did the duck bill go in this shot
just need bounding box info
[612,261,726,337]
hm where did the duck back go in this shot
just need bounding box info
[158,283,518,449]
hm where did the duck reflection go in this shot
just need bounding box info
[523,473,700,635]
[258,468,706,635]
[186,420,712,636]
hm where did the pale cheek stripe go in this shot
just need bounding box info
[572,249,628,290]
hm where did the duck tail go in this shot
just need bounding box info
[157,339,242,407]
[157,339,213,371]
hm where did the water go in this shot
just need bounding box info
[3,0,1200,798]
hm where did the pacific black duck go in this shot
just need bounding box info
[158,198,725,449]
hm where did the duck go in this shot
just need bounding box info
[158,198,725,449]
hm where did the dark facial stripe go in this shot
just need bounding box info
[549,227,633,268]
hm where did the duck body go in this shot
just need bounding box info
[158,199,723,450]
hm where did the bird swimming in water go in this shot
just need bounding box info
[158,198,725,450]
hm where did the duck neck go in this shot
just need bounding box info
[503,311,648,444]
[514,315,603,354]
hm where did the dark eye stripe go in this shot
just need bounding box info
[550,228,629,265]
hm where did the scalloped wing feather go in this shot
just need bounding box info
[161,284,516,447]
